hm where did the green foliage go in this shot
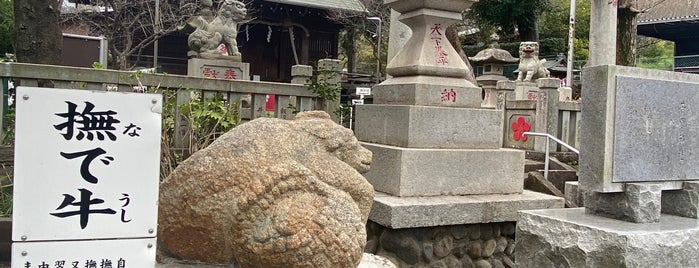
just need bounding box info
[181,93,240,133]
[92,62,106,69]
[2,104,14,145]
[539,38,566,56]
[574,38,589,61]
[465,0,592,60]
[464,38,567,58]
[466,0,553,41]
[637,39,675,71]
[0,0,12,55]
[340,30,388,77]
[0,164,11,216]
[309,69,341,102]
[159,90,240,179]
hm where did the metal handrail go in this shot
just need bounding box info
[522,132,579,180]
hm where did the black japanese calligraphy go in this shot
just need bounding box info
[122,124,141,137]
[85,259,97,268]
[100,259,113,268]
[50,188,117,229]
[60,148,113,184]
[54,101,120,141]
[119,193,132,223]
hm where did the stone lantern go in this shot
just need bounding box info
[375,0,482,107]
[352,1,563,266]
[469,44,519,108]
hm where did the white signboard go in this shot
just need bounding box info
[352,99,365,105]
[12,87,161,242]
[12,238,156,268]
[356,87,371,96]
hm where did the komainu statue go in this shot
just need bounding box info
[158,111,375,268]
[516,41,551,82]
[186,0,247,60]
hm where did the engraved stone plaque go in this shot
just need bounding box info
[612,76,699,182]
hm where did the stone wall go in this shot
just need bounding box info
[366,221,516,268]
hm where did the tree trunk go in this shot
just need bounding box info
[343,28,357,73]
[116,53,129,71]
[516,9,540,42]
[616,1,639,66]
[446,24,477,85]
[12,0,62,65]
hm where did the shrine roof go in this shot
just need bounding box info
[264,0,367,13]
[638,0,699,24]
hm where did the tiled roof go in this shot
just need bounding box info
[264,0,367,13]
[638,0,699,24]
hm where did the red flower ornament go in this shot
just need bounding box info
[512,117,531,142]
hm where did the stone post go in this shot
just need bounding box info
[534,78,560,152]
[558,86,573,101]
[497,80,516,101]
[588,0,617,66]
[316,59,342,122]
[291,65,312,85]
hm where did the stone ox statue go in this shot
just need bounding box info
[158,111,374,268]
[516,41,550,82]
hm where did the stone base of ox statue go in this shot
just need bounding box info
[156,253,397,268]
[158,111,378,268]
[516,208,699,267]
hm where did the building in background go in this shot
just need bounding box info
[637,0,699,74]
[61,0,367,82]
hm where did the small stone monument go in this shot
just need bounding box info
[184,0,250,80]
[158,111,375,267]
[516,1,699,266]
[469,44,519,108]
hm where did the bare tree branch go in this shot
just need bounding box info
[61,0,202,70]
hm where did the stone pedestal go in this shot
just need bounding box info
[355,1,564,266]
[157,253,397,268]
[363,143,524,196]
[516,208,699,267]
[373,77,482,108]
[514,81,538,100]
[187,58,250,80]
[355,105,503,149]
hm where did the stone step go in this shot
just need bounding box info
[524,159,544,173]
